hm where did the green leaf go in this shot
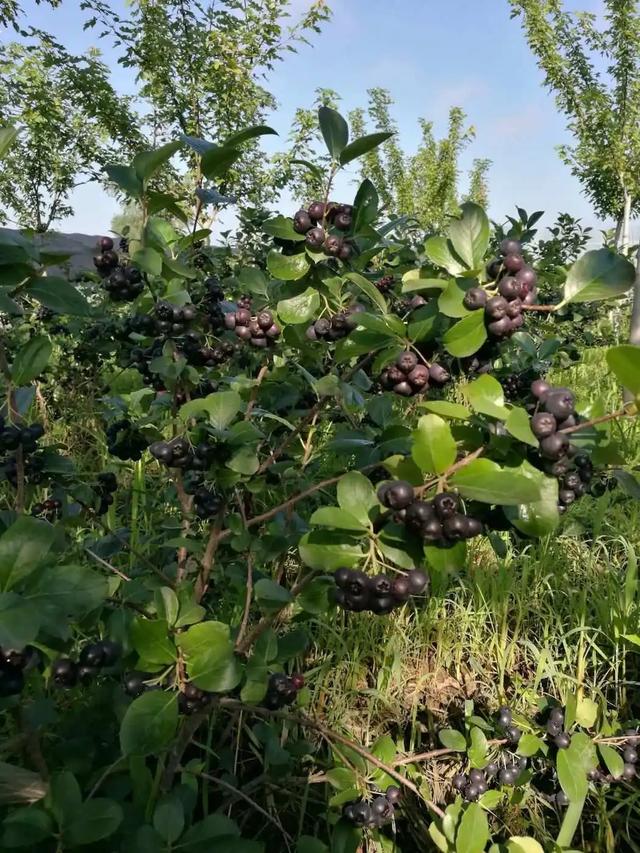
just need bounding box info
[130,618,176,665]
[562,248,635,304]
[163,256,198,280]
[505,407,538,447]
[133,140,181,181]
[353,179,379,231]
[456,802,489,853]
[557,732,597,801]
[50,771,82,826]
[180,814,240,847]
[438,278,473,318]
[438,729,467,751]
[598,744,624,779]
[267,249,310,281]
[449,459,541,505]
[11,335,51,384]
[412,414,457,475]
[517,734,544,757]
[419,400,471,420]
[277,287,320,324]
[0,516,57,591]
[506,838,545,853]
[479,790,504,810]
[575,696,598,728]
[0,126,19,161]
[318,106,348,159]
[606,344,640,395]
[447,203,490,270]
[296,836,328,853]
[443,311,488,357]
[155,588,179,628]
[153,794,184,844]
[26,277,92,316]
[504,460,560,537]
[310,507,367,531]
[254,579,293,610]
[2,807,52,847]
[331,820,361,853]
[262,215,306,242]
[200,146,242,179]
[28,564,108,632]
[177,621,242,692]
[465,375,509,419]
[345,271,388,314]
[298,530,363,571]
[66,799,123,848]
[468,726,488,767]
[336,471,376,527]
[120,691,179,756]
[179,390,242,430]
[339,132,393,166]
[0,594,40,649]
[424,236,468,275]
[223,125,277,147]
[133,247,162,277]
[104,164,143,197]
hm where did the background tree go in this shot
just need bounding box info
[509,0,640,252]
[349,90,490,230]
[83,0,331,209]
[0,36,139,231]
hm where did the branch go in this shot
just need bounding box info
[244,361,270,420]
[194,510,225,601]
[558,406,633,435]
[173,471,193,583]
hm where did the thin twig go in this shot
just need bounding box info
[85,547,132,582]
[245,361,270,420]
[558,407,632,435]
[174,471,193,583]
[393,738,508,767]
[195,509,225,601]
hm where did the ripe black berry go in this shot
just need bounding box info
[531,412,557,439]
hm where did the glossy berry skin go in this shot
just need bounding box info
[98,236,114,252]
[428,363,450,385]
[385,786,401,804]
[503,253,525,273]
[452,773,467,791]
[540,433,570,460]
[51,658,78,688]
[485,762,498,778]
[469,768,485,784]
[544,389,575,420]
[499,766,518,786]
[556,790,570,807]
[79,644,105,668]
[381,481,414,510]
[391,577,411,602]
[463,784,479,802]
[624,747,638,764]
[290,673,305,690]
[554,732,571,749]
[406,569,429,595]
[433,493,458,520]
[293,210,313,234]
[307,201,325,222]
[623,763,637,779]
[500,238,523,255]
[397,351,418,374]
[463,288,488,310]
[407,364,430,389]
[531,379,551,399]
[323,235,342,257]
[505,726,522,744]
[531,412,557,439]
[485,295,509,320]
[305,227,325,250]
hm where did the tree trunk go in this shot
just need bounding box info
[615,210,624,250]
[621,190,632,253]
[624,242,640,402]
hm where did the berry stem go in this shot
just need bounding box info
[85,546,132,582]
[558,406,633,435]
[521,304,557,312]
[393,738,508,766]
[244,360,270,420]
[195,509,226,601]
[174,470,194,583]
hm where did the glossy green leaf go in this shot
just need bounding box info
[438,729,466,751]
[438,278,473,318]
[598,744,624,779]
[277,287,320,324]
[339,132,393,166]
[0,516,57,591]
[506,838,545,853]
[450,459,541,505]
[254,579,293,610]
[104,164,143,197]
[606,344,640,396]
[298,530,363,571]
[26,277,92,316]
[177,621,242,692]
[65,799,123,848]
[345,271,388,314]
[353,178,379,232]
[309,507,366,535]
[262,215,306,242]
[179,391,242,430]
[443,310,487,357]
[200,146,242,179]
[336,471,377,527]
[267,250,310,281]
[412,414,457,475]
[447,203,490,270]
[562,248,635,304]
[455,802,489,853]
[11,335,52,384]
[120,691,179,756]
[318,106,348,158]
[418,400,471,420]
[0,126,19,160]
[133,140,181,180]
[223,124,277,147]
[133,247,162,277]
[425,236,468,275]
[517,734,544,757]
[505,406,538,446]
[130,618,176,664]
[153,794,184,844]
[465,375,509,419]
[504,460,560,536]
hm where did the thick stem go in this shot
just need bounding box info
[625,242,640,403]
[621,190,632,254]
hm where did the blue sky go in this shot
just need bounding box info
[9,0,614,239]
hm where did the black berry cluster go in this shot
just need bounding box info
[463,239,537,340]
[93,236,119,276]
[263,672,305,710]
[379,483,484,547]
[95,471,117,515]
[191,484,221,519]
[332,567,428,615]
[0,418,44,453]
[106,419,148,461]
[200,277,226,330]
[51,640,121,688]
[0,646,40,697]
[155,300,198,337]
[123,670,155,698]
[224,307,281,347]
[178,682,213,715]
[31,497,62,521]
[149,437,217,471]
[527,381,593,510]
[103,265,145,302]
[374,275,395,294]
[305,304,364,341]
[395,294,427,316]
[342,786,401,828]
[379,351,449,397]
[293,201,354,261]
[119,313,156,338]
[181,333,235,368]
[174,377,220,406]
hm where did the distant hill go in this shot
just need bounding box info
[1,227,101,277]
